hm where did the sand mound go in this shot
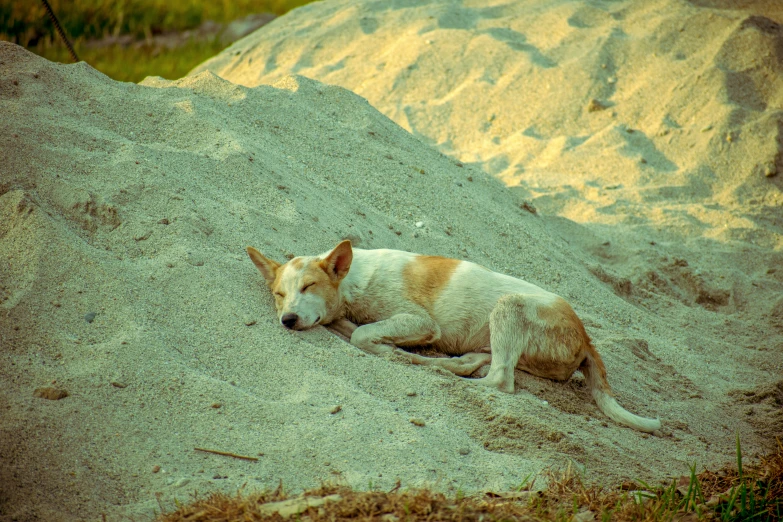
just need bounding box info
[195,0,783,243]
[1,1,782,517]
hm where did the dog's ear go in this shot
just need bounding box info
[320,240,353,281]
[246,246,280,285]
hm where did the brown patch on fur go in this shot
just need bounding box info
[402,255,461,311]
[535,297,614,394]
[306,259,341,297]
[517,353,577,381]
[532,298,608,385]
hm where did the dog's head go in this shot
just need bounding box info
[246,240,353,330]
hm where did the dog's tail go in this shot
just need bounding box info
[580,343,661,433]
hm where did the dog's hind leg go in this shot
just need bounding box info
[474,295,533,393]
[351,313,440,355]
[350,314,491,375]
[411,352,492,376]
[474,294,583,393]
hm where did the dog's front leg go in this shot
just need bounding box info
[326,318,358,340]
[350,314,491,376]
[350,313,438,355]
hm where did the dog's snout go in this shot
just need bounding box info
[281,313,299,329]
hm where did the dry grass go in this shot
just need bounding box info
[157,439,782,522]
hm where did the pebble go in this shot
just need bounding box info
[406,390,417,397]
[152,465,161,473]
[330,404,342,414]
[84,312,97,323]
[458,447,471,455]
[409,418,426,427]
[244,315,257,326]
[415,221,424,228]
[111,381,127,388]
[33,387,69,400]
[185,252,206,266]
[211,403,222,409]
[586,99,607,112]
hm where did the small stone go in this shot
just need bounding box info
[152,465,161,473]
[587,99,607,112]
[330,405,342,414]
[458,448,470,455]
[34,387,69,400]
[406,390,417,397]
[211,403,222,409]
[133,230,152,241]
[84,312,97,323]
[520,201,537,214]
[415,221,424,228]
[111,381,127,388]
[700,124,713,132]
[467,176,473,182]
[410,418,426,427]
[244,316,257,326]
[158,218,170,225]
[185,253,205,266]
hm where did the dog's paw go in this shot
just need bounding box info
[473,375,515,394]
[451,353,491,376]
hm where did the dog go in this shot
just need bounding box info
[246,240,661,433]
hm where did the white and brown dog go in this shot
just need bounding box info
[247,240,661,433]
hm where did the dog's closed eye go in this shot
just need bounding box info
[274,291,285,298]
[301,282,315,293]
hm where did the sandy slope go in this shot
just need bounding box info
[0,1,782,519]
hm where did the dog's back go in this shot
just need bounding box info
[341,249,560,354]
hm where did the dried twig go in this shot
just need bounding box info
[194,447,259,461]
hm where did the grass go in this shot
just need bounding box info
[156,438,782,521]
[29,37,229,83]
[2,0,310,45]
[2,0,312,82]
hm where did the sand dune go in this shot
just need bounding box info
[1,0,782,519]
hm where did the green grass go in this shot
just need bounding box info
[2,0,310,45]
[31,37,229,83]
[157,437,782,521]
[2,0,312,82]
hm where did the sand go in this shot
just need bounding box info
[1,0,782,519]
